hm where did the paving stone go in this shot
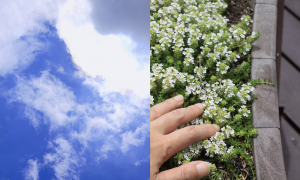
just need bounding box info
[251,4,277,60]
[253,128,287,180]
[251,59,280,128]
[255,0,277,6]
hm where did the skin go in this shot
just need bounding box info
[150,94,220,180]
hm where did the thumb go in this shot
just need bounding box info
[155,161,210,180]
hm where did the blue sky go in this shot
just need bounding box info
[0,0,149,179]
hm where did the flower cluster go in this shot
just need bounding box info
[176,123,235,165]
[151,64,187,92]
[183,48,195,66]
[237,83,255,104]
[150,0,260,173]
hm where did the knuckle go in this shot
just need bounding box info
[185,106,197,119]
[185,126,198,138]
[172,109,185,121]
[150,107,160,120]
[153,137,164,149]
[155,139,170,165]
[160,142,170,162]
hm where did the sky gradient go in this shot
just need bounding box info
[0,0,150,179]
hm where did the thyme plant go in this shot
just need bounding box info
[150,0,264,178]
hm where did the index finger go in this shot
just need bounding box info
[150,95,184,121]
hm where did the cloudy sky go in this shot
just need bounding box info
[0,0,149,179]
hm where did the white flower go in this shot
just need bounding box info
[151,0,258,165]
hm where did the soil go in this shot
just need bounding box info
[224,0,254,30]
[225,0,254,83]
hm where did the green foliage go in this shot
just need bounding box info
[150,0,270,179]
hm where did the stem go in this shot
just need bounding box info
[256,82,275,85]
[233,103,239,107]
[198,56,202,84]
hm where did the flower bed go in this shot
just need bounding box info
[150,0,268,179]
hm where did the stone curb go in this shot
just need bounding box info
[251,59,279,128]
[251,0,287,179]
[251,4,277,59]
[256,0,278,6]
[252,128,286,180]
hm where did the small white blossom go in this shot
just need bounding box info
[151,0,258,166]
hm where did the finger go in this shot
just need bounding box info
[153,103,205,135]
[161,124,220,162]
[155,161,210,180]
[150,95,184,121]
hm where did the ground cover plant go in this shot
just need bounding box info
[150,0,274,179]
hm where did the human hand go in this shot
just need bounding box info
[150,95,220,180]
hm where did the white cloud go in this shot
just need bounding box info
[55,0,149,98]
[1,1,150,176]
[24,159,40,180]
[78,70,150,110]
[0,36,45,76]
[120,122,149,153]
[44,138,84,180]
[70,70,150,151]
[57,66,65,73]
[70,92,149,152]
[135,156,150,166]
[71,115,118,148]
[0,0,63,76]
[24,106,42,128]
[94,135,118,161]
[6,70,149,153]
[5,70,149,163]
[7,71,76,130]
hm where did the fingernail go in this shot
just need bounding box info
[196,162,210,178]
[173,95,183,102]
[195,103,204,110]
[212,124,220,131]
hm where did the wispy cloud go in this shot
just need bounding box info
[6,70,149,145]
[44,138,84,180]
[1,0,149,179]
[7,71,76,130]
[0,36,45,76]
[0,0,62,76]
[5,70,149,178]
[121,122,149,153]
[94,135,119,161]
[23,106,42,128]
[24,159,40,180]
[135,156,150,166]
[57,66,65,73]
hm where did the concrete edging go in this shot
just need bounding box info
[251,0,287,179]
